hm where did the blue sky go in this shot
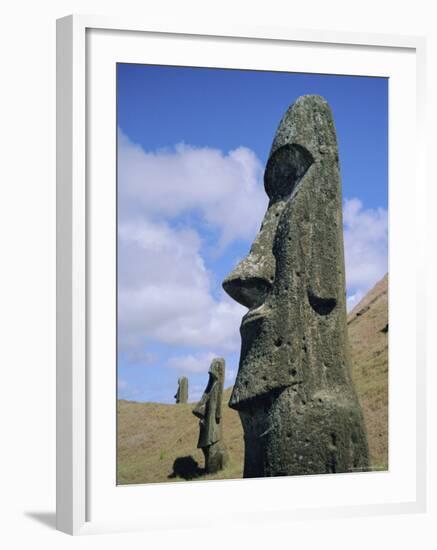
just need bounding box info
[117,64,388,404]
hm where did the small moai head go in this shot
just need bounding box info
[174,376,188,404]
[192,358,225,448]
[209,358,225,392]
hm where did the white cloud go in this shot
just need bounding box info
[118,216,245,354]
[166,351,219,373]
[117,132,261,357]
[118,131,268,248]
[343,198,388,309]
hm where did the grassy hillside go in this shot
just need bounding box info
[348,273,388,470]
[117,387,243,484]
[117,274,388,484]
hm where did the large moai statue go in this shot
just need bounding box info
[174,376,188,404]
[192,358,228,473]
[222,95,369,478]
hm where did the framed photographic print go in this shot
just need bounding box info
[56,15,426,535]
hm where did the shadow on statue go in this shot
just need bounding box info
[168,456,204,480]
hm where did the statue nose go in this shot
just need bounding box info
[222,253,274,309]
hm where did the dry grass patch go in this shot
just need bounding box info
[348,274,388,470]
[117,387,243,485]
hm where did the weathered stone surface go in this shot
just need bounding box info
[174,376,188,404]
[222,95,369,478]
[192,358,229,473]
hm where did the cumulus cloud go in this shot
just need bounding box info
[343,198,388,309]
[118,131,268,248]
[166,351,219,373]
[118,218,245,353]
[117,132,258,358]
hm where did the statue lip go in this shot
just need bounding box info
[241,303,269,326]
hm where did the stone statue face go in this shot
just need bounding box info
[175,376,188,403]
[223,95,349,410]
[208,360,222,385]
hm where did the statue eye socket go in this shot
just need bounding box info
[264,144,313,200]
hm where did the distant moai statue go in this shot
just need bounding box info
[222,95,369,478]
[192,358,228,473]
[174,376,188,404]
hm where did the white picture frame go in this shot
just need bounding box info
[56,14,427,536]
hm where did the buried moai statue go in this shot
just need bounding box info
[174,376,188,404]
[222,95,369,478]
[192,358,229,473]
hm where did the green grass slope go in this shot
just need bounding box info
[117,274,388,484]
